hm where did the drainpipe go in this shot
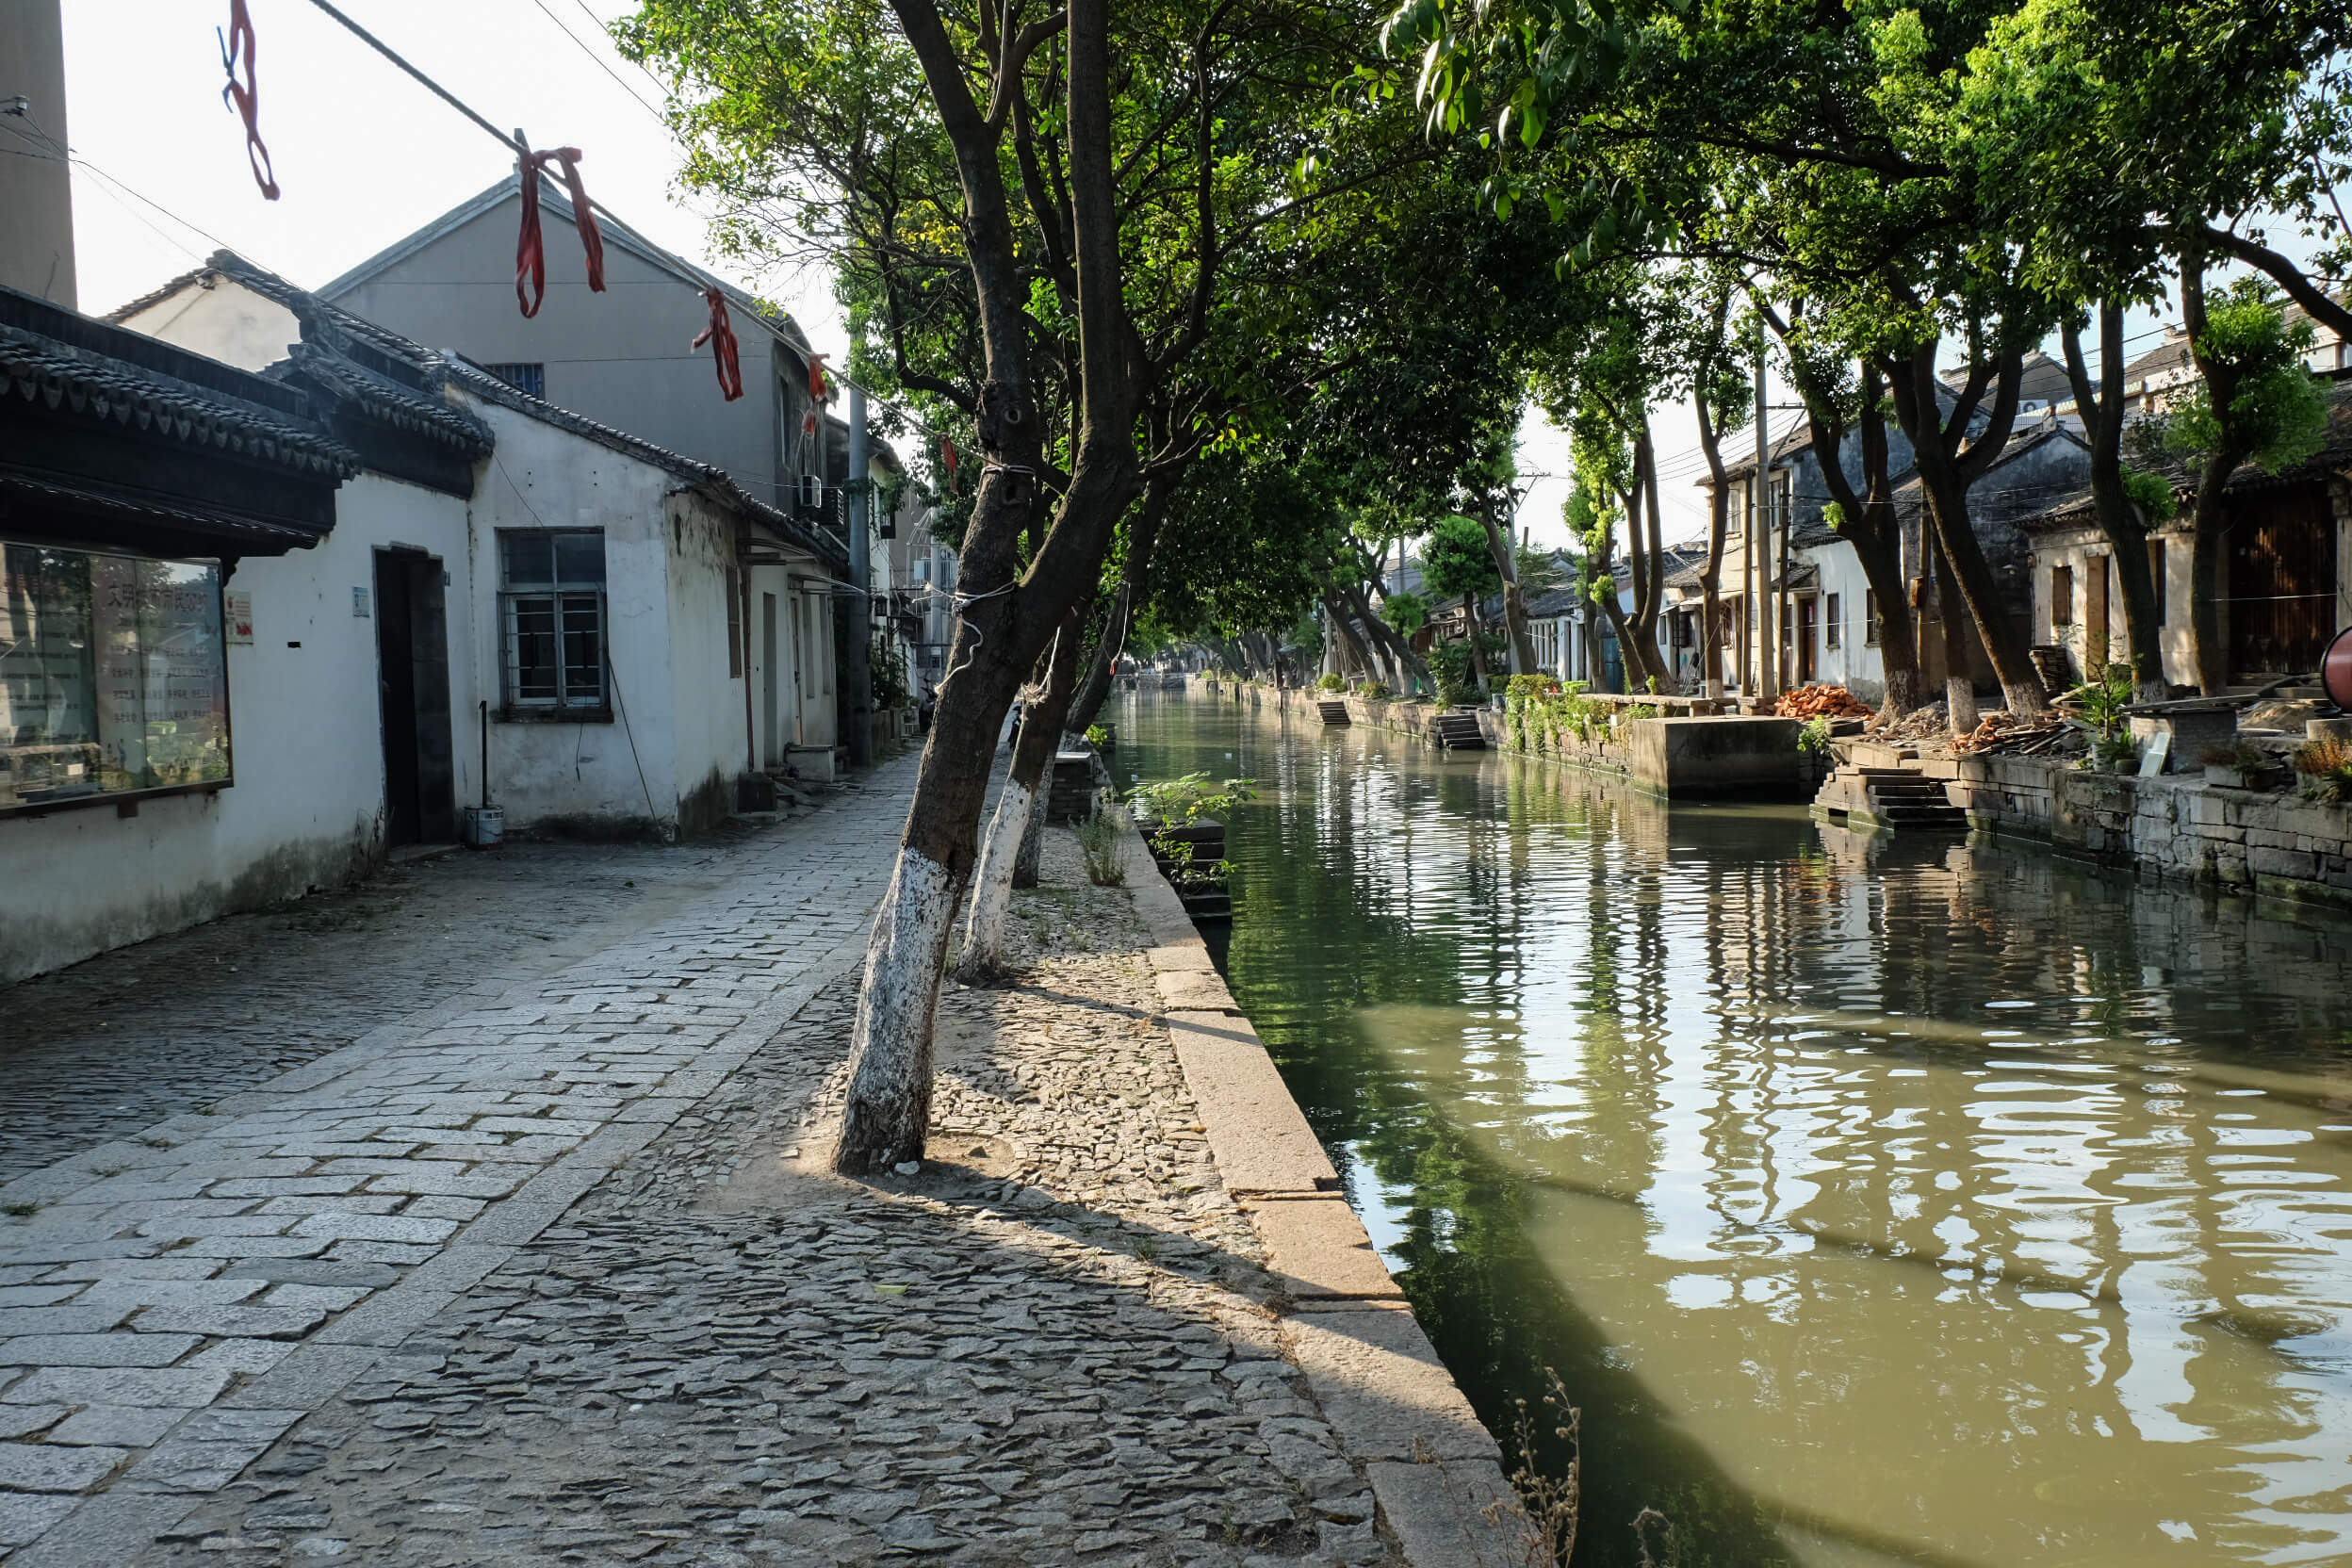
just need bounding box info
[844,379,873,768]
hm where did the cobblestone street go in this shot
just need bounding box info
[0,764,911,1564]
[0,763,1459,1566]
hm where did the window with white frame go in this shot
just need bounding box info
[1825,592,1842,649]
[499,530,608,716]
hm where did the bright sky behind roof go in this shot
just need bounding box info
[42,1,2336,561]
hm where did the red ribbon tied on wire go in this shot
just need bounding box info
[218,0,279,200]
[808,353,829,403]
[514,147,605,318]
[941,436,958,492]
[692,288,743,401]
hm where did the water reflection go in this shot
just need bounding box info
[1118,692,2352,1568]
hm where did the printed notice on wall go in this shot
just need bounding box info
[0,542,231,811]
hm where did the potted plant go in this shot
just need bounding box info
[2062,665,2138,774]
[2198,738,2268,790]
[2293,736,2352,803]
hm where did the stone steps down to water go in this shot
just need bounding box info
[1427,711,1487,750]
[1813,763,1970,832]
[1318,698,1351,726]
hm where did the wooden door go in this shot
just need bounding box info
[2230,482,2335,678]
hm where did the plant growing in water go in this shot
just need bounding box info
[1127,773,1255,880]
[1502,1367,1582,1566]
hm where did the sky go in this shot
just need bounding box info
[49,0,846,354]
[37,1,2330,561]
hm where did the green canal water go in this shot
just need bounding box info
[1113,690,2352,1568]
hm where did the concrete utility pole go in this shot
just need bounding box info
[1751,343,1779,705]
[845,377,873,768]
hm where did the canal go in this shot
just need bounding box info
[1114,689,2352,1568]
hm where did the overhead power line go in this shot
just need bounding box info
[296,0,947,446]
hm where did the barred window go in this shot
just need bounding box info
[1825,592,1842,649]
[483,362,545,399]
[499,530,607,715]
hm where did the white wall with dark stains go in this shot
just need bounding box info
[0,472,475,985]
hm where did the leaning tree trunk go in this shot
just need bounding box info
[1887,343,2047,723]
[2188,452,2239,694]
[1474,503,1539,675]
[1926,523,1979,733]
[2063,306,2168,703]
[961,607,1084,973]
[835,0,1141,1175]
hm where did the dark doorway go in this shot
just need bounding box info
[1796,596,1818,684]
[374,550,457,847]
[2230,482,2336,679]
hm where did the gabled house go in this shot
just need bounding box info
[2019,373,2352,691]
[313,175,831,531]
[1690,393,2089,703]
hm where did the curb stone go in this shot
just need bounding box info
[1119,828,1536,1565]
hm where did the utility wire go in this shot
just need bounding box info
[300,0,952,451]
[516,0,671,132]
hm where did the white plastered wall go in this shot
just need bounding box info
[114,280,301,372]
[461,394,684,836]
[0,472,475,985]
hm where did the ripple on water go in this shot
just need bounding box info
[1120,694,2352,1568]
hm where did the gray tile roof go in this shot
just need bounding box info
[0,300,356,481]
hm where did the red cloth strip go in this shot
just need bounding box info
[514,147,605,318]
[808,353,828,402]
[691,288,744,401]
[219,0,279,200]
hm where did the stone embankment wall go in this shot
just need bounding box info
[1955,754,2352,908]
[1198,678,1816,795]
[1124,828,1533,1565]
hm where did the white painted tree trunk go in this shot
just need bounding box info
[954,776,1033,982]
[836,846,956,1171]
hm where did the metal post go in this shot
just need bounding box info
[844,378,873,768]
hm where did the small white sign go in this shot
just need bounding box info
[224,590,253,645]
[352,586,370,618]
[2138,729,2171,777]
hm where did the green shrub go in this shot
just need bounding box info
[1317,672,1347,692]
[1074,802,1128,886]
[1360,680,1391,701]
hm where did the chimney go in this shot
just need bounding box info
[0,0,77,308]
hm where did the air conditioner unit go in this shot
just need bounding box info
[797,474,825,511]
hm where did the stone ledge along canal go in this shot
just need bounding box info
[1115,688,2352,1568]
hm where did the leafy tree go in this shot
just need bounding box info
[628,0,1435,1169]
[1422,514,1502,692]
[2167,276,2330,691]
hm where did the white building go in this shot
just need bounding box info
[0,252,851,987]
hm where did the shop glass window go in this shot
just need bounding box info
[0,542,229,812]
[499,530,607,714]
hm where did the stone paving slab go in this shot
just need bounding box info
[1162,1013,1345,1197]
